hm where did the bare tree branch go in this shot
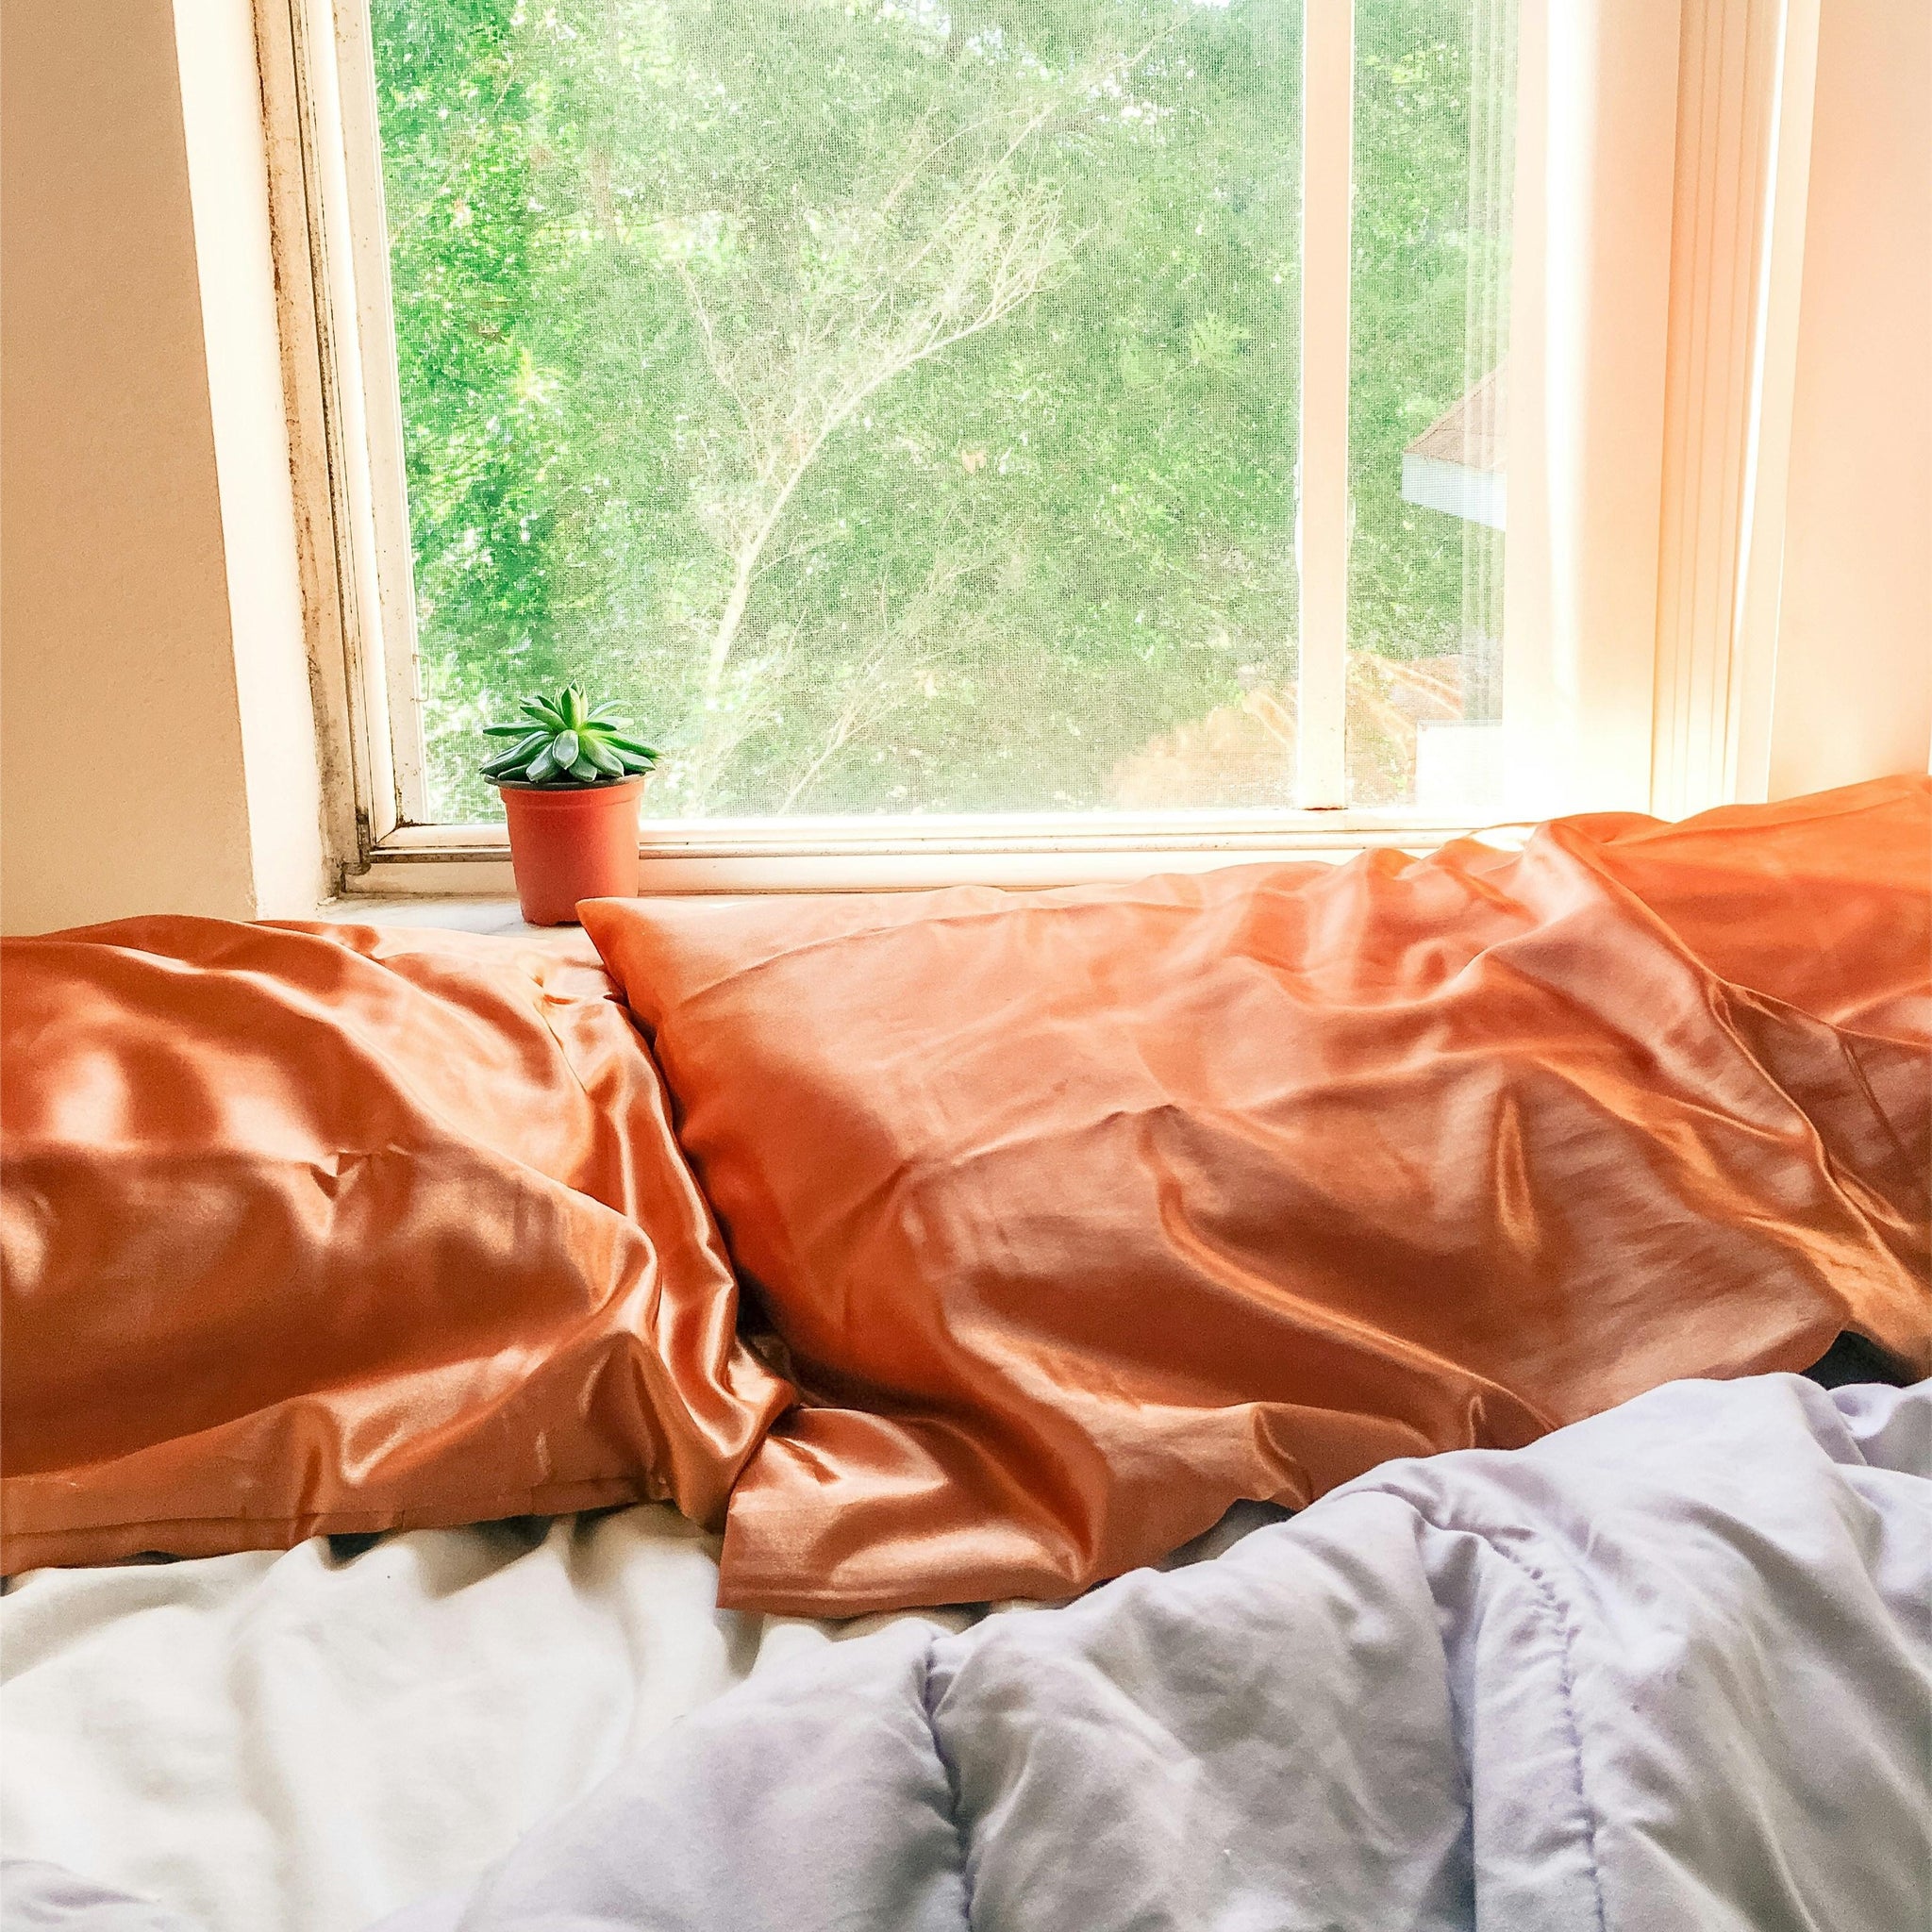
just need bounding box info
[658,33,1174,808]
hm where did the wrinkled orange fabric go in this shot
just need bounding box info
[582,777,1932,1617]
[1,918,790,1573]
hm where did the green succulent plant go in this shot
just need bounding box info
[480,685,659,787]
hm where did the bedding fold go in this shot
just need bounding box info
[9,1372,1928,1931]
[0,1501,976,1932]
[356,1372,1932,1932]
[0,921,790,1572]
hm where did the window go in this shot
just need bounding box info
[319,0,1525,858]
[1345,1,1513,815]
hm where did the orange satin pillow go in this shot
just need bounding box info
[582,777,1932,1617]
[1,918,790,1573]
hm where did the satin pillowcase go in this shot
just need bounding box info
[582,777,1931,1617]
[0,918,788,1573]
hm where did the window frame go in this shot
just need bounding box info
[331,0,426,843]
[266,0,1800,896]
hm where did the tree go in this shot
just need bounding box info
[372,0,1507,821]
[663,84,1079,806]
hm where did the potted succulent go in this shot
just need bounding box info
[482,685,658,926]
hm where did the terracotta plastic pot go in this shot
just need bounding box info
[499,776,644,926]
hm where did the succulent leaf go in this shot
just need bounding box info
[480,687,658,789]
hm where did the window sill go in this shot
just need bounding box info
[312,895,547,936]
[341,810,1510,898]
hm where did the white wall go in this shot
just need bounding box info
[1767,0,1932,796]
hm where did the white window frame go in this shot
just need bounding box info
[262,0,1807,895]
[1295,0,1354,811]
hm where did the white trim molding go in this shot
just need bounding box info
[328,0,431,828]
[1294,0,1355,811]
[1724,0,1819,805]
[256,0,402,864]
[1502,0,1682,822]
[1649,0,1819,818]
[342,808,1504,895]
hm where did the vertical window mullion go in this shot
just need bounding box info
[1296,0,1355,809]
[333,0,430,830]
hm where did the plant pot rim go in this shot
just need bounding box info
[494,774,646,795]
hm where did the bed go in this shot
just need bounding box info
[4,779,1928,1928]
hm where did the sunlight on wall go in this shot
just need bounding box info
[0,0,324,934]
[0,0,256,933]
[1768,0,1932,796]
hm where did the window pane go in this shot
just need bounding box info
[372,0,1307,822]
[1345,0,1514,813]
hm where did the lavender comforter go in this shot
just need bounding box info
[12,1374,1929,1931]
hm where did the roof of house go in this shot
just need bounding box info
[1404,363,1507,474]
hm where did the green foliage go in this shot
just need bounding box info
[480,684,658,786]
[373,0,1511,820]
[1349,0,1512,669]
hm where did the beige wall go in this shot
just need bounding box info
[1767,0,1932,795]
[0,0,325,936]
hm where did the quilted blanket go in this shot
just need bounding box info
[9,1372,1926,1931]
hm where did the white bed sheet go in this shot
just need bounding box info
[0,1506,974,1932]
